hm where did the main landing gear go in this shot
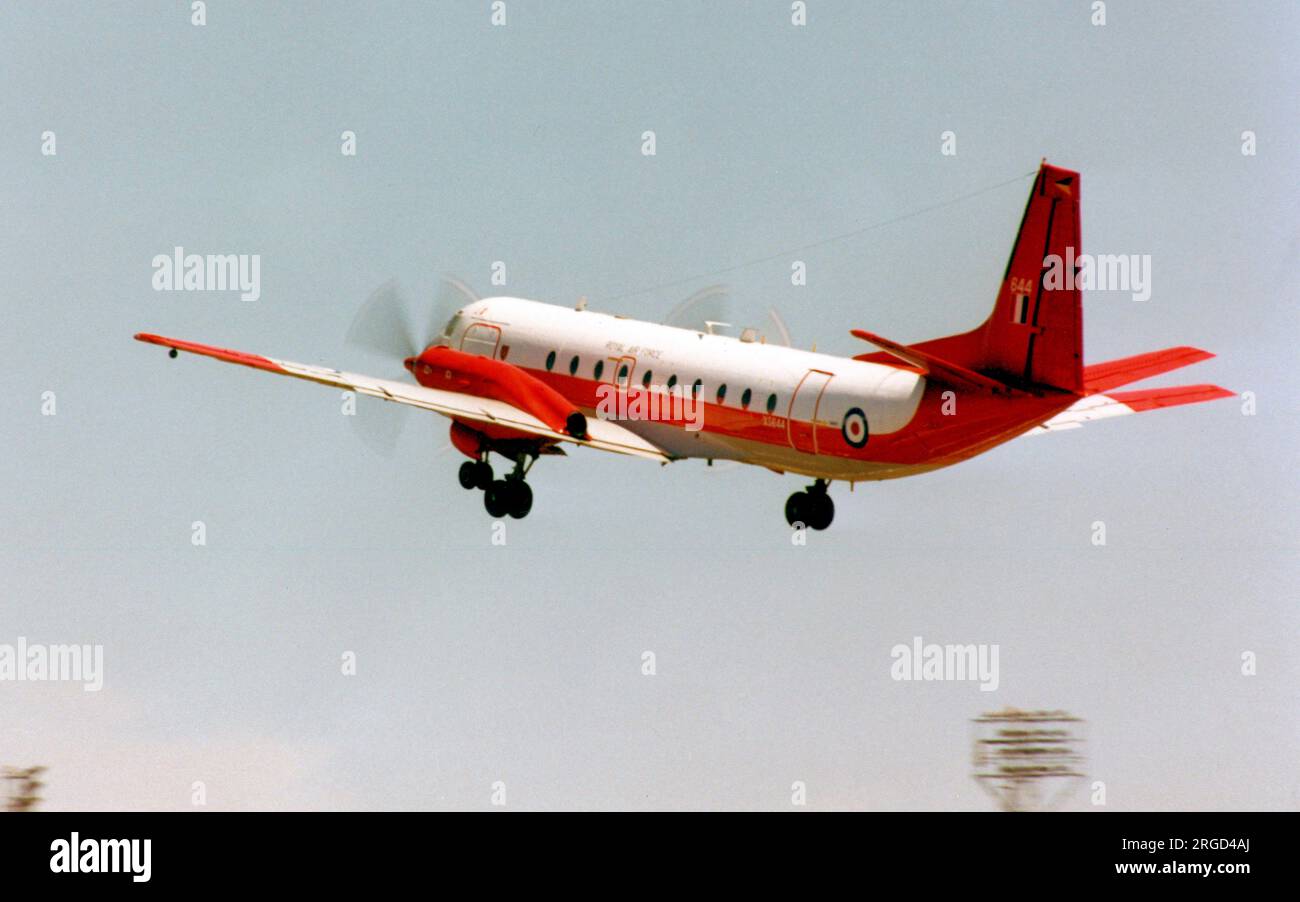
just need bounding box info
[458,453,534,519]
[785,479,834,531]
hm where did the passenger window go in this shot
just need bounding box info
[692,378,702,398]
[593,360,604,381]
[766,393,777,413]
[667,374,677,390]
[569,355,580,376]
[716,384,727,403]
[545,350,556,372]
[500,345,510,360]
[642,370,653,388]
[741,388,752,409]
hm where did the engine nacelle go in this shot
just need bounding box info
[406,346,588,440]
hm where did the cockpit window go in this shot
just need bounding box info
[440,312,463,342]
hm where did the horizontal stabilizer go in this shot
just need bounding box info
[1105,383,1235,411]
[1027,383,1234,434]
[1083,346,1214,393]
[850,329,1015,393]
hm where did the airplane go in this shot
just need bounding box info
[135,161,1232,529]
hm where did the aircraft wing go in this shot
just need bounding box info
[1026,384,1235,435]
[134,332,670,462]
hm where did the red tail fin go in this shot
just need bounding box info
[983,161,1082,390]
[867,162,1085,392]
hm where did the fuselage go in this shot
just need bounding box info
[424,296,1075,482]
[134,163,1227,528]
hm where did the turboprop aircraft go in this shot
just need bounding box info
[135,162,1232,529]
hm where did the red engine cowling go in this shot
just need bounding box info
[405,346,588,442]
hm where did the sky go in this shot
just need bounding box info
[2,1,1297,811]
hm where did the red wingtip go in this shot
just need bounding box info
[133,332,284,374]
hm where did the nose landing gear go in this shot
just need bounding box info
[785,479,834,530]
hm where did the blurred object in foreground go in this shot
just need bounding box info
[972,710,1086,812]
[3,766,46,812]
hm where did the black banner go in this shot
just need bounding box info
[0,811,1283,889]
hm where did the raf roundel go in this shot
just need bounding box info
[841,407,868,448]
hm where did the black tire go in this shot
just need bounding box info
[472,461,493,490]
[784,491,807,528]
[507,480,533,519]
[484,480,512,518]
[458,461,478,490]
[807,492,834,531]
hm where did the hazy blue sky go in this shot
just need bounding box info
[3,1,1296,810]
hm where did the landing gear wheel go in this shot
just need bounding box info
[785,492,808,528]
[506,479,532,519]
[472,460,493,490]
[458,461,478,490]
[806,492,834,531]
[484,480,512,518]
[786,486,834,530]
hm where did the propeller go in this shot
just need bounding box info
[765,307,793,347]
[662,285,795,348]
[344,279,419,360]
[433,275,479,342]
[343,275,481,455]
[663,284,732,333]
[345,276,480,363]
